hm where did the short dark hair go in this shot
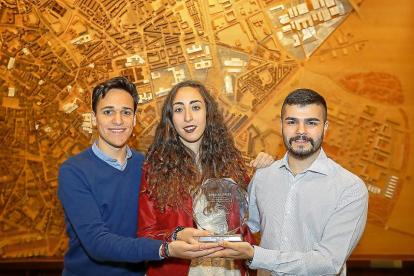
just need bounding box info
[91,77,138,113]
[281,88,327,121]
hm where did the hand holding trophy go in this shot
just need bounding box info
[185,178,249,242]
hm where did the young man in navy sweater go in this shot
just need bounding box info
[57,77,222,276]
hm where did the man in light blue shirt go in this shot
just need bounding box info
[209,89,368,276]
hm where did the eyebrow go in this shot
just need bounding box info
[284,117,320,122]
[173,100,202,106]
[100,106,133,111]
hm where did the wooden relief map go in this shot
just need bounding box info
[0,0,413,259]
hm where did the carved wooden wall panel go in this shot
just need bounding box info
[0,0,413,259]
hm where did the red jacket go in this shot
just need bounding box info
[138,168,257,276]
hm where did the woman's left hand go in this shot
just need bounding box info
[249,152,275,168]
[177,227,214,244]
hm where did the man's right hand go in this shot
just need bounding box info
[205,240,254,260]
[167,240,223,259]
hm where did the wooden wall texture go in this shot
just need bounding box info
[0,0,413,259]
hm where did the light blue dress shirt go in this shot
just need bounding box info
[92,141,132,171]
[247,148,368,275]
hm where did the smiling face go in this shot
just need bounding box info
[92,88,136,156]
[281,104,328,160]
[172,86,207,154]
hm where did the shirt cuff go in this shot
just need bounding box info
[249,246,276,271]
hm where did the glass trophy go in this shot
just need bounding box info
[189,178,248,242]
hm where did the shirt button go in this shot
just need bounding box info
[283,237,288,241]
[286,211,291,215]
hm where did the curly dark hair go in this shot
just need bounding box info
[144,80,246,212]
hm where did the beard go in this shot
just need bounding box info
[283,133,324,159]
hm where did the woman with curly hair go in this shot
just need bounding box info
[138,80,273,276]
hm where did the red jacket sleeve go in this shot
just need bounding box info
[138,167,196,242]
[137,168,176,241]
[138,168,194,275]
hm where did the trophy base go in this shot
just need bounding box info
[198,234,242,242]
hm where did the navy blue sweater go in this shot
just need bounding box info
[58,147,162,276]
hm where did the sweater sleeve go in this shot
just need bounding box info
[137,168,178,241]
[58,162,163,263]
